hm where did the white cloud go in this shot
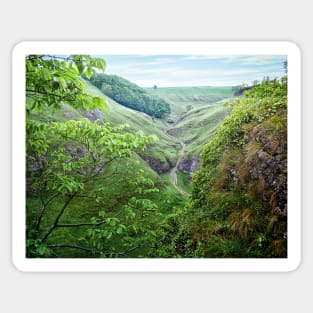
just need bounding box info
[104,54,286,87]
[223,55,287,65]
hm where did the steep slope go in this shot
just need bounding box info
[154,77,288,258]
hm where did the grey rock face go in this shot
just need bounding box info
[80,109,104,124]
[178,156,200,177]
[141,156,171,174]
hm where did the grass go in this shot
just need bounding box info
[29,102,85,122]
[176,170,193,194]
[153,173,188,212]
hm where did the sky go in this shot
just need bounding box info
[99,55,287,88]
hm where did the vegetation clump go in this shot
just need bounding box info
[153,77,288,258]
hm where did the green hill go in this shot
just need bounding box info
[146,86,234,118]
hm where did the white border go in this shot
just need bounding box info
[12,41,301,272]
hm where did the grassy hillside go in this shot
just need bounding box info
[86,82,180,168]
[146,86,234,117]
[145,86,235,166]
[33,82,182,171]
[167,103,230,157]
[154,77,288,258]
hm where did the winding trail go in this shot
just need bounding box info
[170,141,189,196]
[164,129,190,197]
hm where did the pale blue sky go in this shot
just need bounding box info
[99,55,287,87]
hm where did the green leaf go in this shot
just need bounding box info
[85,67,92,79]
[76,61,84,74]
[42,68,51,80]
[116,227,123,235]
[110,219,117,227]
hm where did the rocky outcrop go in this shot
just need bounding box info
[140,156,172,174]
[63,110,75,119]
[244,126,288,215]
[80,109,104,124]
[178,156,200,177]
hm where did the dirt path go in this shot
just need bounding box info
[170,141,190,196]
[164,129,190,197]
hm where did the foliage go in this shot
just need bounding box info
[26,55,106,112]
[88,74,171,118]
[27,119,155,196]
[26,55,161,258]
[200,77,287,168]
[232,83,252,96]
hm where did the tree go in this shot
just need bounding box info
[88,74,171,118]
[26,55,107,112]
[26,55,158,257]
